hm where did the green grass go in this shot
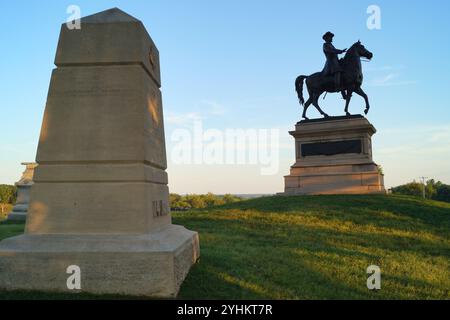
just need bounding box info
[0,194,449,299]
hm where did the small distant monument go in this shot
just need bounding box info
[6,162,37,222]
[0,8,199,297]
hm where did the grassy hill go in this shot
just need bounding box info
[0,194,449,299]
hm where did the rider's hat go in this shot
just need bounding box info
[322,31,334,41]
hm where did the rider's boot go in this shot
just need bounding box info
[335,73,342,91]
[335,73,347,99]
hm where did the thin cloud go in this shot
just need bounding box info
[364,65,405,72]
[201,100,227,116]
[166,112,203,125]
[371,73,397,85]
[370,73,417,87]
[365,64,416,87]
[377,125,450,156]
[166,100,227,126]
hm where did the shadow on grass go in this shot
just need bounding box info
[178,239,386,299]
[175,196,450,299]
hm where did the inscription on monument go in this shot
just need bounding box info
[301,139,362,157]
[152,200,168,217]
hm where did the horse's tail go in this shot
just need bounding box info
[295,75,308,105]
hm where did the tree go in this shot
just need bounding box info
[435,183,450,203]
[185,195,207,209]
[0,184,17,215]
[169,193,182,205]
[391,181,422,197]
[223,194,241,204]
[0,185,17,204]
[425,179,437,199]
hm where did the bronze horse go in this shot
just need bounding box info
[295,41,373,119]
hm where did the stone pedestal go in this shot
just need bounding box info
[283,115,385,195]
[0,8,199,298]
[6,163,37,222]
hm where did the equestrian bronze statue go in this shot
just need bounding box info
[295,32,373,120]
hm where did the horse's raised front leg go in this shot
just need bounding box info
[354,87,370,115]
[344,90,353,116]
[302,98,312,120]
[312,94,329,118]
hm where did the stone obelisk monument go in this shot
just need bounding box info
[0,8,199,297]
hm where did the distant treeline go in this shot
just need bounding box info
[170,193,242,210]
[391,179,450,203]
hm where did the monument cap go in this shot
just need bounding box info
[55,7,161,87]
[79,7,139,23]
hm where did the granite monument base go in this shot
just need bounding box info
[283,115,385,195]
[0,225,199,297]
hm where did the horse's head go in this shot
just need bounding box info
[351,40,373,60]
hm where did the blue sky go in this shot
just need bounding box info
[1,0,449,193]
